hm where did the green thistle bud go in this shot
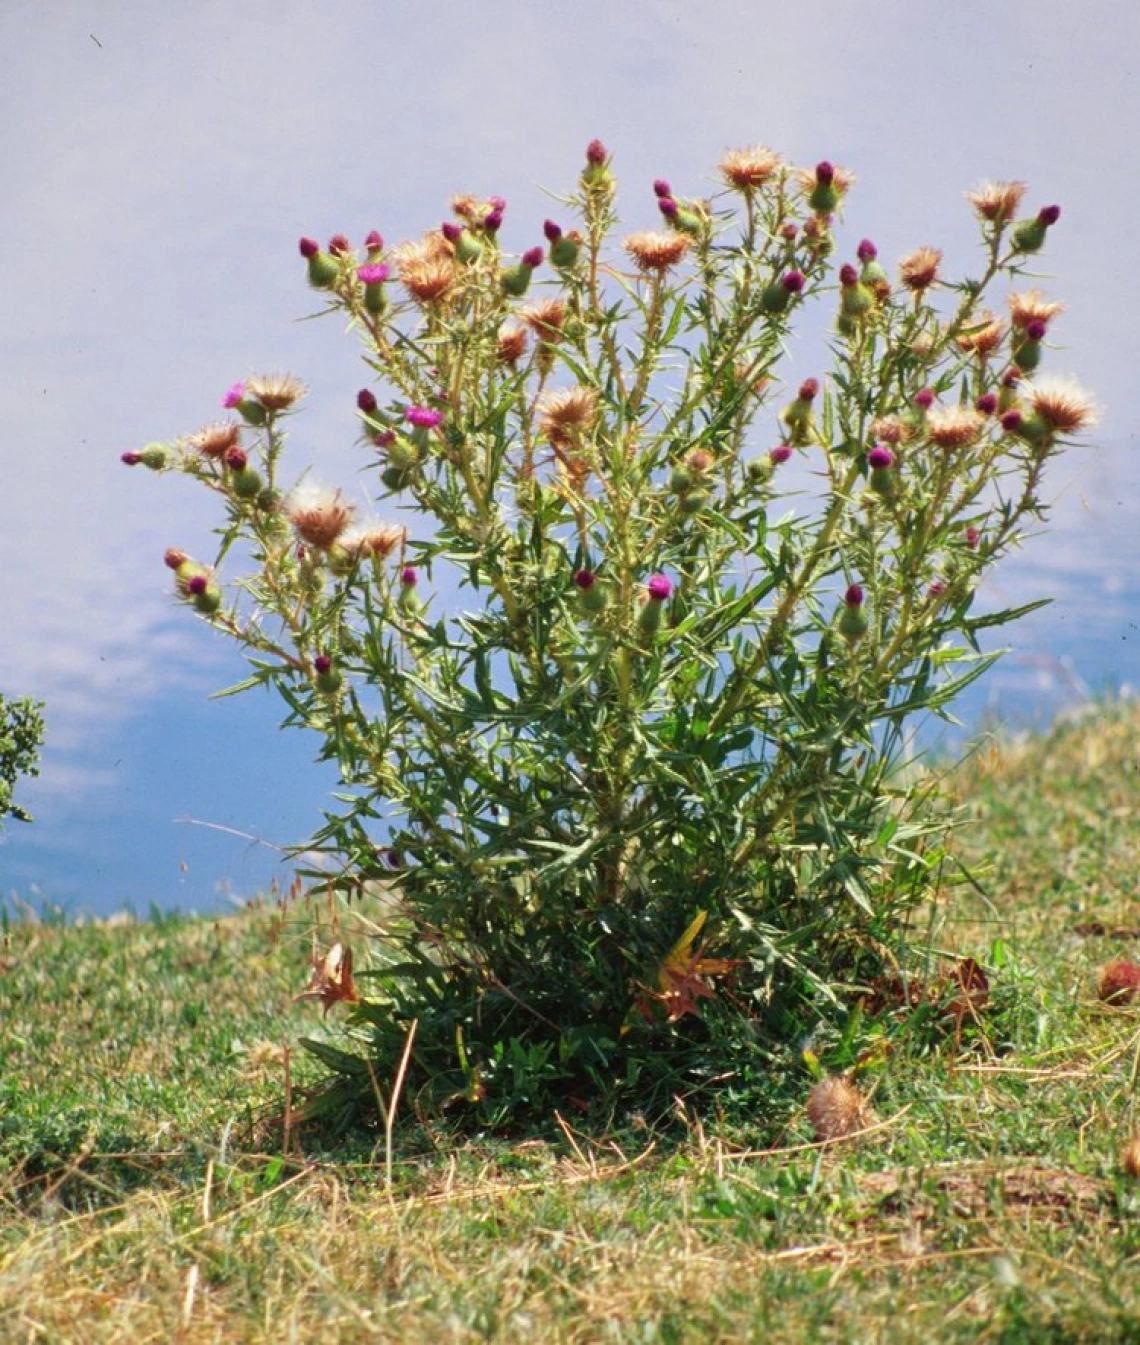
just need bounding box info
[236,399,268,427]
[453,230,483,264]
[669,466,694,495]
[837,583,868,644]
[550,232,582,268]
[381,465,414,492]
[574,569,607,615]
[781,378,819,446]
[256,486,281,512]
[387,438,419,471]
[745,456,775,486]
[140,444,168,470]
[232,467,263,499]
[501,264,533,298]
[1013,337,1042,372]
[1011,205,1060,254]
[760,282,791,314]
[314,655,343,694]
[193,583,222,615]
[678,489,711,516]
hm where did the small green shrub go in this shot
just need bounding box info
[0,692,45,827]
[126,142,1093,1124]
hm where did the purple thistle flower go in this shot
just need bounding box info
[653,178,672,198]
[1026,318,1048,341]
[543,219,563,241]
[914,387,935,410]
[401,566,418,586]
[782,270,806,293]
[976,392,998,415]
[1038,204,1061,226]
[406,406,442,429]
[586,139,608,166]
[327,234,352,256]
[844,583,864,607]
[298,236,320,258]
[222,381,245,409]
[798,379,819,401]
[965,526,981,549]
[121,450,141,465]
[441,222,463,244]
[357,262,390,284]
[314,654,333,675]
[647,573,672,602]
[483,209,503,233]
[521,246,544,269]
[357,389,378,413]
[573,568,597,590]
[364,230,384,251]
[929,579,946,598]
[815,161,835,185]
[867,445,894,470]
[489,196,507,213]
[839,263,859,286]
[187,574,208,596]
[657,197,679,218]
[857,238,878,262]
[1001,410,1023,432]
[769,445,793,465]
[374,430,396,448]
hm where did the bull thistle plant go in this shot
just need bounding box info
[125,141,1094,1125]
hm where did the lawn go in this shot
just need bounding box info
[3,700,1140,1342]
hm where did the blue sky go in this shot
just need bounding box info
[2,0,1138,917]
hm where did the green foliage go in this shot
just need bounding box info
[131,143,1092,1123]
[0,692,45,826]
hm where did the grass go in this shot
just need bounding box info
[3,699,1140,1341]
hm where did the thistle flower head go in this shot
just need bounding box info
[839,263,859,286]
[496,325,528,365]
[247,372,306,412]
[121,450,141,465]
[976,392,998,415]
[395,235,457,305]
[769,445,793,465]
[222,381,245,409]
[1008,290,1065,329]
[327,234,352,256]
[586,139,608,166]
[806,1076,873,1142]
[193,421,242,459]
[652,178,672,198]
[573,568,597,590]
[338,523,406,560]
[543,219,563,241]
[856,238,877,262]
[298,237,320,258]
[798,379,819,402]
[520,246,544,270]
[364,230,384,251]
[782,270,805,293]
[520,298,568,342]
[718,144,782,190]
[405,406,442,429]
[914,387,935,410]
[844,583,864,607]
[869,415,912,445]
[623,230,691,273]
[357,262,390,285]
[646,573,672,602]
[867,445,894,470]
[618,231,688,273]
[1027,375,1098,434]
[1038,204,1061,226]
[955,312,1006,357]
[966,180,1027,223]
[899,246,942,292]
[925,405,985,449]
[538,386,599,441]
[483,209,504,233]
[284,482,354,549]
[400,566,418,587]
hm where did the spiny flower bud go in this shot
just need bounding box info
[769,445,793,466]
[652,178,672,199]
[838,583,868,643]
[1012,204,1061,254]
[638,573,671,638]
[839,263,874,320]
[193,583,222,615]
[327,234,352,257]
[857,239,890,300]
[357,388,378,414]
[573,567,607,615]
[550,229,583,269]
[761,269,804,314]
[976,392,998,415]
[313,654,343,694]
[224,446,247,471]
[449,225,484,265]
[121,451,141,466]
[363,230,384,255]
[398,565,421,615]
[808,160,840,212]
[164,548,188,570]
[501,247,543,297]
[299,236,338,288]
[781,379,818,445]
[581,139,614,194]
[232,466,263,499]
[140,443,168,470]
[867,444,898,498]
